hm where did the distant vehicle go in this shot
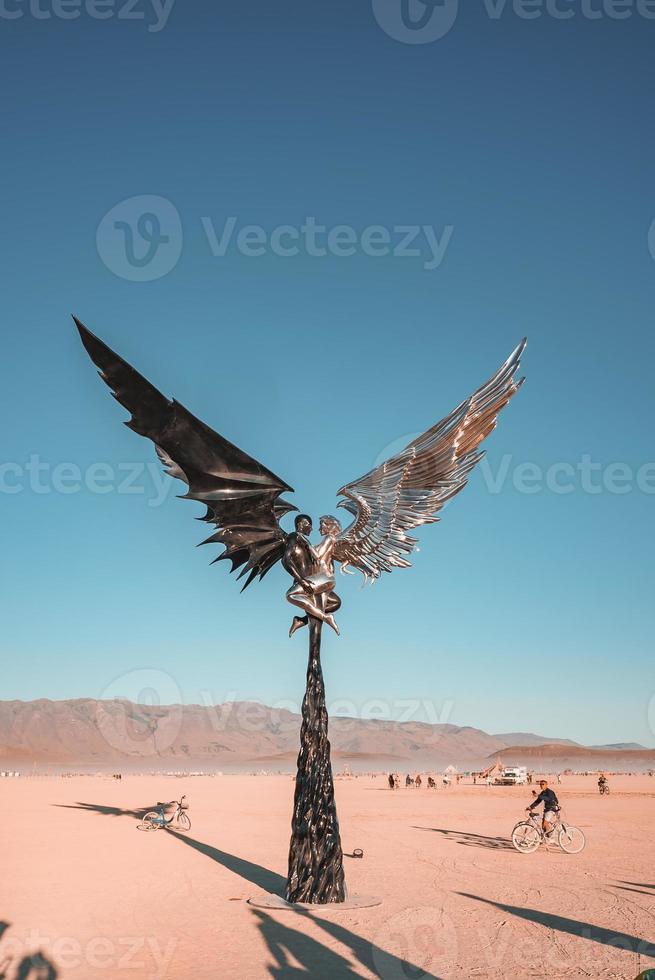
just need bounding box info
[496,766,528,786]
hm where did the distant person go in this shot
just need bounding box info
[415,774,422,789]
[473,774,477,785]
[405,774,413,788]
[598,773,608,793]
[394,774,400,790]
[527,779,560,835]
[427,776,436,789]
[557,774,561,785]
[388,773,395,791]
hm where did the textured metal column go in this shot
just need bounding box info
[285,616,346,904]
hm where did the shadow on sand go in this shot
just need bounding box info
[457,892,655,957]
[61,801,443,978]
[614,880,655,898]
[168,829,286,895]
[168,830,443,979]
[413,826,515,851]
[52,801,151,819]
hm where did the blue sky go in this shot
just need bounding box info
[1,0,654,746]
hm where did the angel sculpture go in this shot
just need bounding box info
[74,318,525,633]
[74,316,526,906]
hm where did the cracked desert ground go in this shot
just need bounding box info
[2,774,654,979]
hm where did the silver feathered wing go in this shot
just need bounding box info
[333,339,527,581]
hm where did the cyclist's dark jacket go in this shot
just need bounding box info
[529,788,559,811]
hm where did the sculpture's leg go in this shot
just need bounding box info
[285,612,346,904]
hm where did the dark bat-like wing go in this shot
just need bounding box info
[333,339,526,581]
[74,317,296,589]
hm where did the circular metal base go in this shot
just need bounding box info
[248,893,382,911]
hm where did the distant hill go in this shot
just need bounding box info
[591,742,646,751]
[494,732,580,748]
[0,698,505,771]
[0,699,652,772]
[489,743,655,772]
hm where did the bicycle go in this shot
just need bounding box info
[511,809,585,854]
[137,795,191,832]
[599,782,610,795]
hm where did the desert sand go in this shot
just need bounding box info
[2,773,654,979]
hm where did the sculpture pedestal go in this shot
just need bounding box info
[285,616,346,904]
[248,893,382,911]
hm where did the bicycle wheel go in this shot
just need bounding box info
[511,822,541,853]
[137,812,161,831]
[176,811,191,831]
[558,824,586,853]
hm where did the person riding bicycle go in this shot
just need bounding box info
[526,779,560,836]
[598,773,608,792]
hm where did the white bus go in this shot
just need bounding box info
[496,766,528,785]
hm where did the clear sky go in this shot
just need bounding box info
[1,0,654,747]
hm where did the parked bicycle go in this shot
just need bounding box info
[511,809,585,854]
[137,795,191,832]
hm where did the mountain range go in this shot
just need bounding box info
[0,699,652,772]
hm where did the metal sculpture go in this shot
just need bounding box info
[74,317,526,905]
